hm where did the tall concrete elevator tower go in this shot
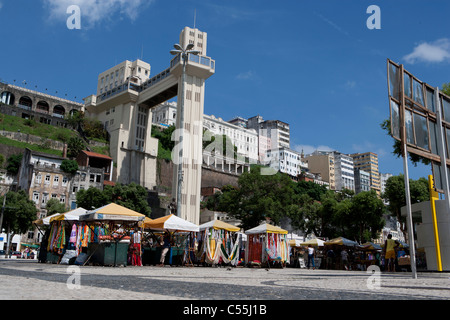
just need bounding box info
[84,27,215,224]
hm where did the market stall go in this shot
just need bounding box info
[244,223,289,267]
[141,214,199,266]
[323,237,361,270]
[197,219,241,266]
[359,242,382,270]
[297,238,326,269]
[78,203,146,267]
[35,208,88,264]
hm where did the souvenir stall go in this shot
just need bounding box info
[34,208,88,264]
[141,214,199,266]
[197,220,241,266]
[78,203,146,267]
[244,223,289,268]
[295,238,325,268]
[324,237,361,270]
[360,242,382,270]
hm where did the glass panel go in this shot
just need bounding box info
[405,110,414,144]
[388,63,400,100]
[426,88,436,112]
[413,79,424,106]
[413,113,428,150]
[404,72,412,98]
[446,127,450,159]
[432,162,443,191]
[390,99,400,140]
[442,96,450,123]
[429,120,439,155]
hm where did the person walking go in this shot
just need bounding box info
[307,245,316,270]
[158,231,172,267]
[384,234,400,272]
[341,249,349,270]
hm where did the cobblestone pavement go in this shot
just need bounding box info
[1,259,449,301]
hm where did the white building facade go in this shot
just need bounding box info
[265,147,308,178]
[332,151,355,192]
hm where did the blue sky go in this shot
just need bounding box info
[1,0,450,180]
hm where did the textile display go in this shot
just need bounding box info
[247,233,289,264]
[47,221,66,252]
[200,228,240,266]
[265,233,289,262]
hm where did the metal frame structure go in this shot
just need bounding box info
[387,59,450,278]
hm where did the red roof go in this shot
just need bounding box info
[81,150,112,160]
[103,180,115,186]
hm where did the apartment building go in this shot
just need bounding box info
[247,115,290,150]
[354,168,371,194]
[265,147,308,178]
[305,151,336,190]
[351,152,381,195]
[332,151,355,192]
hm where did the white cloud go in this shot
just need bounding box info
[293,144,335,156]
[403,39,450,64]
[43,0,152,28]
[345,80,356,89]
[236,70,255,80]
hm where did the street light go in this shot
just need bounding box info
[170,43,201,217]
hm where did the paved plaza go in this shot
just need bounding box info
[1,259,449,302]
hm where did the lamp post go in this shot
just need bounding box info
[170,43,200,217]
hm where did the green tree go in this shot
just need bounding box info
[83,118,107,140]
[76,183,151,217]
[1,190,37,253]
[152,125,176,161]
[65,110,84,130]
[103,183,151,216]
[6,153,23,175]
[215,166,300,229]
[45,198,67,215]
[382,174,429,235]
[294,180,328,201]
[349,190,386,242]
[67,136,86,158]
[442,82,450,96]
[76,187,108,210]
[60,159,79,174]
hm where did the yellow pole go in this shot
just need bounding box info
[428,175,443,271]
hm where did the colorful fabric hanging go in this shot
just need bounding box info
[69,224,77,243]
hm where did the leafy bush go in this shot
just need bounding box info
[60,159,79,174]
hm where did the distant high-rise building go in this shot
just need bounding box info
[247,115,290,150]
[305,151,336,190]
[351,152,381,195]
[354,168,371,194]
[332,151,355,192]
